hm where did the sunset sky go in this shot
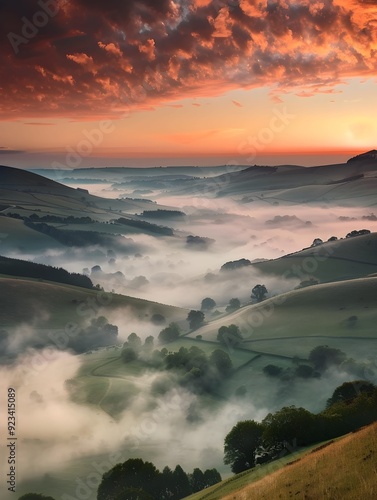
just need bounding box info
[1,0,376,168]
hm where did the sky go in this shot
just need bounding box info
[0,0,376,168]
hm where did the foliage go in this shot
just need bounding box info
[158,322,181,343]
[151,313,166,325]
[18,495,56,500]
[97,458,221,500]
[68,317,118,353]
[309,345,347,371]
[251,284,268,302]
[224,420,264,473]
[24,220,128,249]
[201,297,216,311]
[326,380,375,408]
[210,349,233,375]
[263,364,283,377]
[122,347,138,362]
[217,324,243,347]
[262,406,316,450]
[116,217,174,236]
[295,364,314,378]
[0,254,93,289]
[224,381,377,474]
[187,310,205,330]
[226,298,241,312]
[346,229,371,238]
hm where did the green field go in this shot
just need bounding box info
[0,276,188,328]
[187,277,377,345]
[252,232,377,283]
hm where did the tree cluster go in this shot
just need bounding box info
[69,316,118,353]
[262,345,372,382]
[0,254,93,289]
[97,459,221,500]
[116,217,174,236]
[24,220,128,249]
[224,380,377,473]
[217,324,243,348]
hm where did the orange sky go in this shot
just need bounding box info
[1,0,376,167]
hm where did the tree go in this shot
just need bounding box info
[217,324,243,348]
[171,465,191,499]
[311,238,323,247]
[327,380,375,408]
[97,459,161,500]
[309,345,347,371]
[295,364,314,378]
[128,332,142,350]
[122,347,138,362]
[224,420,263,473]
[187,310,205,330]
[201,297,216,311]
[151,313,166,325]
[144,336,154,350]
[262,406,316,451]
[251,284,268,302]
[18,495,56,500]
[263,364,283,377]
[189,468,206,493]
[203,469,222,488]
[226,298,241,313]
[210,349,233,375]
[158,322,181,343]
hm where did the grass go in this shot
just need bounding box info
[253,232,377,283]
[217,422,377,500]
[186,277,377,344]
[183,436,344,500]
[0,276,188,328]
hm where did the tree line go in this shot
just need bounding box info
[0,254,93,289]
[224,380,377,473]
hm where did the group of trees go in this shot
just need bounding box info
[19,461,221,500]
[121,331,233,395]
[116,217,174,236]
[24,220,126,249]
[217,324,243,348]
[69,316,118,353]
[262,345,362,382]
[0,254,94,289]
[224,380,377,473]
[97,459,221,500]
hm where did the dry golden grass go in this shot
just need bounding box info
[222,423,377,500]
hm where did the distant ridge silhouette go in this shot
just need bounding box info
[347,150,377,163]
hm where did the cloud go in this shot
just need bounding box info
[232,100,242,107]
[0,0,376,119]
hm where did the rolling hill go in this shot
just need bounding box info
[185,422,377,500]
[252,231,377,283]
[0,276,188,329]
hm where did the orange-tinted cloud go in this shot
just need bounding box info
[0,0,376,120]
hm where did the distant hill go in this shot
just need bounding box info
[252,231,377,283]
[0,276,188,329]
[186,275,377,345]
[0,164,173,217]
[149,155,377,205]
[0,254,93,289]
[347,149,377,163]
[185,422,377,500]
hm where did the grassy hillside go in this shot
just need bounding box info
[188,276,377,346]
[0,276,188,328]
[251,232,377,283]
[213,422,377,500]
